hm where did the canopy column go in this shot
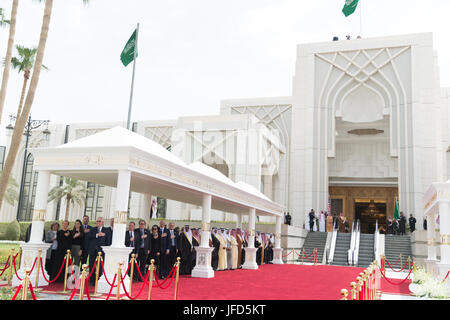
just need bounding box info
[437,201,450,285]
[272,216,284,264]
[242,208,258,269]
[236,214,243,229]
[192,194,214,278]
[425,211,438,274]
[97,170,133,293]
[13,170,51,287]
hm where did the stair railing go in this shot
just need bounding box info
[374,220,380,263]
[353,220,361,266]
[328,222,338,264]
[347,220,356,265]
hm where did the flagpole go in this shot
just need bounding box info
[127,22,139,130]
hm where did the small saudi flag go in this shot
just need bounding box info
[120,29,138,67]
[394,196,399,220]
[342,0,360,17]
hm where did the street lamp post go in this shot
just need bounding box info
[6,114,50,221]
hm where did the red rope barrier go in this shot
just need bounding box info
[85,278,91,300]
[384,255,401,267]
[39,257,67,284]
[120,269,149,300]
[11,285,22,300]
[100,259,116,287]
[0,256,11,274]
[153,267,176,289]
[85,259,97,281]
[0,263,10,277]
[68,278,81,300]
[28,282,37,300]
[105,274,117,300]
[12,256,23,281]
[152,265,176,288]
[282,250,293,258]
[379,265,413,285]
[442,271,450,283]
[385,259,409,272]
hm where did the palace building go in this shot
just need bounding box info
[1,32,449,234]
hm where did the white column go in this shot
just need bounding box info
[192,194,214,278]
[437,201,450,285]
[236,214,243,229]
[427,213,437,261]
[13,170,52,287]
[272,215,284,264]
[242,207,258,269]
[98,170,133,294]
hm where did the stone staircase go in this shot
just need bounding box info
[299,231,328,263]
[384,235,413,267]
[331,233,352,266]
[357,233,375,268]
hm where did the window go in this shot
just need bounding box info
[84,183,104,220]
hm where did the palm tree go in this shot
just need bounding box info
[0,171,19,206]
[0,0,89,215]
[48,177,90,221]
[9,45,48,119]
[0,0,19,124]
[0,8,11,26]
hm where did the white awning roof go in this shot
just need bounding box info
[31,126,284,217]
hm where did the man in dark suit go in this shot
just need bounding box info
[81,215,93,265]
[125,221,138,279]
[135,219,151,282]
[158,220,170,279]
[88,217,111,285]
[167,222,178,273]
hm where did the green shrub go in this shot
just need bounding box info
[5,220,20,241]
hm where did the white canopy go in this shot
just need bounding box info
[31,126,283,217]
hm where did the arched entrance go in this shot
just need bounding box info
[329,186,398,234]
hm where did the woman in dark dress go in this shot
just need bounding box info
[54,220,72,282]
[71,219,84,268]
[148,225,161,276]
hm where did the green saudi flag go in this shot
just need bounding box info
[394,196,399,220]
[342,0,359,17]
[120,29,138,67]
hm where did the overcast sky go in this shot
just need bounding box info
[0,0,450,144]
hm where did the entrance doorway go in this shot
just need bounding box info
[329,186,398,234]
[354,200,386,234]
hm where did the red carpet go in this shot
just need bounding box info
[36,264,366,300]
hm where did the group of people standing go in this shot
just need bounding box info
[308,209,349,233]
[44,215,114,283]
[385,212,416,235]
[42,216,277,283]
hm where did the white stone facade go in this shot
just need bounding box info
[1,33,449,231]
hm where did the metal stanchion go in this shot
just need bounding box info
[79,264,88,300]
[59,250,71,294]
[400,253,402,268]
[350,282,357,300]
[407,256,411,279]
[174,257,181,300]
[91,252,102,297]
[356,276,362,300]
[21,269,31,301]
[34,249,42,292]
[147,259,155,300]
[116,262,123,300]
[314,248,317,265]
[340,288,348,300]
[301,248,305,265]
[129,254,136,294]
[7,248,14,287]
